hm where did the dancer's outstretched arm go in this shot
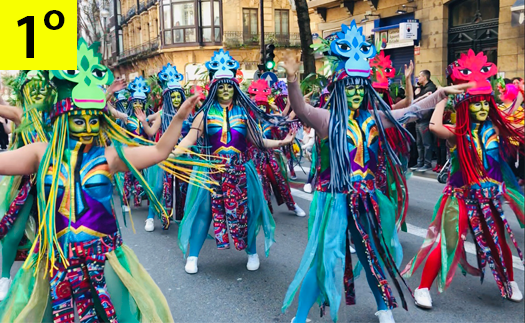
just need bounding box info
[0,142,47,176]
[0,103,22,126]
[107,95,200,173]
[391,60,414,110]
[282,53,329,138]
[429,99,455,141]
[381,83,474,128]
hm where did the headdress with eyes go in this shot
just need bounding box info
[158,63,184,92]
[205,49,240,82]
[157,64,187,132]
[113,89,129,113]
[49,38,113,121]
[370,51,395,90]
[329,20,376,80]
[248,79,271,105]
[127,76,150,113]
[448,49,497,96]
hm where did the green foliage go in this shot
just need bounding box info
[146,75,162,109]
[300,73,328,95]
[1,73,22,106]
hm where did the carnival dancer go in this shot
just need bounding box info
[281,21,472,323]
[273,81,300,179]
[248,79,305,216]
[402,49,525,309]
[122,76,150,210]
[0,70,52,301]
[0,39,203,322]
[136,63,192,230]
[175,49,295,274]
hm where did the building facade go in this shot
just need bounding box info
[107,0,309,82]
[308,0,524,83]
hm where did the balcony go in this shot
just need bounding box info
[119,37,160,61]
[138,1,147,13]
[224,32,301,48]
[121,6,137,24]
[147,0,158,9]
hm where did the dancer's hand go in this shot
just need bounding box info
[282,129,296,145]
[108,79,127,95]
[175,95,200,121]
[135,108,147,123]
[282,51,301,81]
[404,60,414,78]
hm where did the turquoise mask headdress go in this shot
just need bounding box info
[329,21,376,80]
[158,63,184,92]
[128,76,151,101]
[205,49,240,82]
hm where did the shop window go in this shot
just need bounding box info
[450,0,499,26]
[161,0,222,46]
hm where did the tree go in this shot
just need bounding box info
[293,0,316,77]
[79,0,111,63]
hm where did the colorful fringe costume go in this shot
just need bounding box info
[179,50,276,259]
[0,39,212,322]
[247,80,297,213]
[0,71,50,273]
[402,50,525,299]
[282,21,452,322]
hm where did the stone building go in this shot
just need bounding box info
[107,0,312,81]
[307,0,524,82]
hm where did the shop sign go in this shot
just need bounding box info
[414,45,420,56]
[399,22,419,40]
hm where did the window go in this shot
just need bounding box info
[450,0,499,27]
[275,10,289,36]
[161,0,222,46]
[243,8,258,43]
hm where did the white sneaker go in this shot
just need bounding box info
[247,254,260,271]
[350,246,356,254]
[144,218,154,232]
[185,257,198,274]
[509,281,523,302]
[122,205,130,213]
[0,277,12,301]
[375,309,395,323]
[303,183,312,193]
[294,204,306,217]
[414,287,433,309]
[291,318,311,323]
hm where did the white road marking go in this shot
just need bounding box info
[290,188,524,271]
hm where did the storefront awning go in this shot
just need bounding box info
[511,0,524,27]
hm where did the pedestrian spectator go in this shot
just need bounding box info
[411,69,438,172]
[300,125,315,161]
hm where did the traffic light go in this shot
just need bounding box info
[264,44,275,71]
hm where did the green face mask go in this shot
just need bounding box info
[345,85,365,110]
[171,91,182,108]
[468,100,490,122]
[217,84,234,102]
[68,114,100,145]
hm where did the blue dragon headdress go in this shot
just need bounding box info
[205,49,240,82]
[127,76,150,102]
[158,63,184,92]
[329,21,376,80]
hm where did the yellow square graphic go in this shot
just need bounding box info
[0,0,77,69]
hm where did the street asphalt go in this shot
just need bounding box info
[1,171,524,323]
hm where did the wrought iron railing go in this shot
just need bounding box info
[147,0,158,9]
[224,32,301,48]
[138,1,147,13]
[119,37,160,60]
